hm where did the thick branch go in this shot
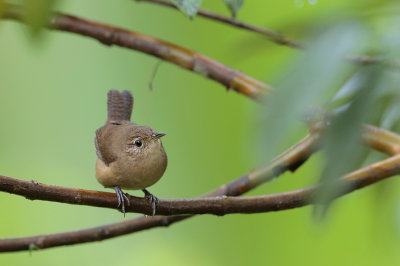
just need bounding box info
[135,0,303,49]
[0,133,319,252]
[2,150,400,252]
[1,4,393,106]
[1,4,271,100]
[1,4,400,253]
[0,133,320,216]
[1,153,400,217]
[1,125,400,252]
[0,125,398,217]
[362,124,400,155]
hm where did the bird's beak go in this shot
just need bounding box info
[152,132,166,139]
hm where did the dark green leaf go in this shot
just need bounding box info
[314,65,384,219]
[376,71,400,130]
[328,70,366,111]
[223,0,244,17]
[381,99,400,130]
[260,22,364,163]
[171,0,202,18]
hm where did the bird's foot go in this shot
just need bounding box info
[142,189,158,216]
[114,186,130,217]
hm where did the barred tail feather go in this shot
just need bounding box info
[107,90,133,122]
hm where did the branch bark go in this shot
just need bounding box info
[1,4,271,100]
[1,125,400,252]
[136,0,399,68]
[1,3,394,105]
[361,124,400,155]
[2,147,400,252]
[0,133,320,214]
[1,3,400,253]
[1,152,400,217]
[0,133,320,252]
[0,125,398,216]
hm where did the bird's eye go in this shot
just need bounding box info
[134,140,142,147]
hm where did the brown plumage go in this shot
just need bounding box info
[95,90,167,215]
[106,90,133,122]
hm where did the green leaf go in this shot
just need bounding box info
[22,0,57,37]
[362,69,400,127]
[313,65,384,219]
[223,0,244,17]
[380,99,400,130]
[171,0,202,18]
[260,22,365,163]
[328,70,365,111]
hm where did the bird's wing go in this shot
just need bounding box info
[95,127,118,166]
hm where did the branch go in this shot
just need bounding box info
[0,133,320,215]
[2,153,400,218]
[0,125,397,216]
[345,55,400,68]
[1,4,271,100]
[1,4,400,252]
[1,4,394,106]
[362,124,400,155]
[135,0,303,49]
[0,133,320,252]
[136,0,400,68]
[2,144,400,252]
[310,122,400,156]
[1,125,400,252]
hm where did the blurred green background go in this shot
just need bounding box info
[2,0,400,265]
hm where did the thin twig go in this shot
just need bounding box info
[135,0,304,49]
[135,0,400,68]
[148,60,162,90]
[1,4,394,105]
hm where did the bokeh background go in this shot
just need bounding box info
[2,0,400,265]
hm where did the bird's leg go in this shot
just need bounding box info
[142,189,158,216]
[114,186,130,216]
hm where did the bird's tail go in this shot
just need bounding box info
[107,90,133,122]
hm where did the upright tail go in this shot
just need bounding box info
[107,90,133,122]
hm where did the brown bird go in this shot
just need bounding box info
[95,90,167,215]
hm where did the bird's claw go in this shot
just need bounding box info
[143,189,158,216]
[114,186,130,217]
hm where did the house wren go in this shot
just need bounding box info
[95,90,167,215]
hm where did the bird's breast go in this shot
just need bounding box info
[95,145,167,190]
